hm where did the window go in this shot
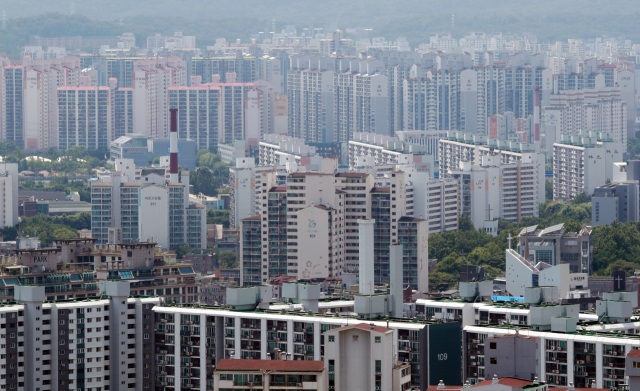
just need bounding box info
[328,336,335,342]
[375,336,381,343]
[490,357,497,364]
[489,342,496,349]
[352,335,359,342]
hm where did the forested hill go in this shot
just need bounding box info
[2,0,640,26]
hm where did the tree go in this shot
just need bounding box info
[563,219,583,233]
[545,180,553,202]
[572,192,591,205]
[152,157,160,165]
[174,243,190,259]
[591,222,640,274]
[207,209,230,228]
[191,167,217,196]
[458,214,474,231]
[218,251,238,269]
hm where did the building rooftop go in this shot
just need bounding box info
[215,359,324,372]
[330,322,393,334]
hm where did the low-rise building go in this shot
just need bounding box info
[517,223,592,273]
[214,359,326,391]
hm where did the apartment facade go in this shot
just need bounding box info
[553,132,623,200]
[132,56,187,139]
[287,55,335,143]
[448,154,544,226]
[0,282,159,391]
[57,85,111,150]
[22,56,81,150]
[240,169,428,289]
[153,303,462,391]
[90,164,206,250]
[191,56,257,84]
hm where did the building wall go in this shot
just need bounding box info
[139,185,170,247]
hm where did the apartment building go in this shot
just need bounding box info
[5,238,200,304]
[439,131,544,178]
[147,32,196,50]
[240,168,428,289]
[416,178,459,234]
[592,181,640,226]
[153,299,461,391]
[0,281,159,391]
[448,154,545,226]
[57,79,111,151]
[287,55,336,143]
[213,359,326,391]
[347,132,434,173]
[191,56,257,84]
[258,134,318,166]
[3,63,23,147]
[104,57,146,88]
[553,131,623,200]
[91,160,206,250]
[132,56,187,139]
[22,56,81,150]
[333,60,388,141]
[463,324,640,389]
[324,323,412,391]
[545,87,628,152]
[229,158,285,229]
[0,163,18,228]
[107,78,134,141]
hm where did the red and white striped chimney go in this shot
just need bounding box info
[169,108,179,183]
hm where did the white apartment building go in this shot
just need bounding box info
[259,134,317,166]
[0,163,18,228]
[545,87,628,152]
[91,160,206,249]
[132,56,187,139]
[428,34,458,51]
[147,32,196,49]
[448,154,545,227]
[463,324,640,388]
[553,132,623,200]
[240,168,429,289]
[23,56,80,150]
[348,132,434,173]
[287,55,336,143]
[258,55,286,94]
[439,131,545,180]
[57,77,112,150]
[334,60,388,141]
[168,75,273,150]
[229,160,288,229]
[153,298,461,391]
[414,177,459,234]
[3,281,159,391]
[324,323,411,391]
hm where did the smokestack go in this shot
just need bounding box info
[358,219,375,295]
[534,86,541,143]
[390,243,404,318]
[169,108,179,183]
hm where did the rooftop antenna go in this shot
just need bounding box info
[1,10,6,31]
